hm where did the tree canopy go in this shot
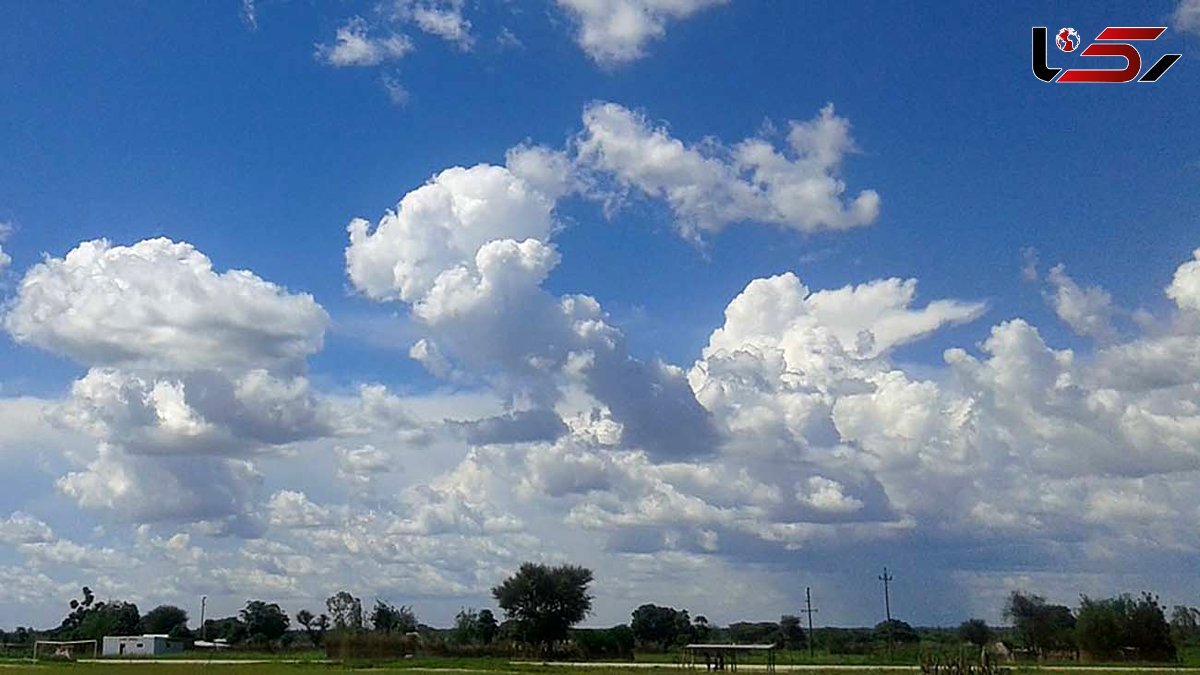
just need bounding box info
[1005,591,1076,655]
[631,604,693,649]
[142,605,189,637]
[958,618,992,647]
[240,600,290,644]
[1076,593,1174,661]
[492,562,594,654]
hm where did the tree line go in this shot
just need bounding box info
[3,565,1197,664]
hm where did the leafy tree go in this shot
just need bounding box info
[453,608,480,644]
[372,600,417,634]
[296,610,330,646]
[142,605,189,637]
[1005,591,1076,656]
[240,601,290,644]
[632,604,687,649]
[729,621,782,644]
[1076,596,1124,660]
[779,615,806,649]
[692,615,712,642]
[959,619,992,647]
[326,591,364,632]
[573,625,636,659]
[1124,593,1175,661]
[492,562,594,655]
[203,616,248,644]
[1171,606,1200,645]
[477,609,499,645]
[874,619,919,645]
[77,601,141,640]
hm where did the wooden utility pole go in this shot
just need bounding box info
[800,586,819,658]
[878,567,894,657]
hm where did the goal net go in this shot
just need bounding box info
[32,640,98,661]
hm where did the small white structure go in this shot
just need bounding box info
[102,634,186,657]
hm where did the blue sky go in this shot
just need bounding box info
[1,0,1199,630]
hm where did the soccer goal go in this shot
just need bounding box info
[32,639,98,661]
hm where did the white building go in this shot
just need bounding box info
[102,634,186,657]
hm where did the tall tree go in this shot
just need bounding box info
[240,601,290,644]
[296,610,330,646]
[1170,606,1200,645]
[371,600,417,634]
[142,605,189,636]
[77,601,142,641]
[326,591,364,632]
[477,609,499,645]
[631,604,686,649]
[779,615,806,649]
[492,562,593,655]
[1005,591,1076,656]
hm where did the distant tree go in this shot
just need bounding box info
[874,620,919,644]
[204,616,248,644]
[477,609,499,645]
[609,624,636,656]
[296,610,330,646]
[77,601,141,641]
[959,619,992,647]
[1076,596,1123,660]
[326,591,364,632]
[1124,593,1175,661]
[1171,606,1200,645]
[240,601,290,644]
[453,608,480,644]
[693,615,712,642]
[632,604,686,649]
[779,615,806,649]
[1005,591,1076,656]
[492,562,594,655]
[59,587,97,636]
[142,605,189,636]
[729,622,783,644]
[370,600,416,635]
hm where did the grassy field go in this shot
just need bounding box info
[9,651,1200,675]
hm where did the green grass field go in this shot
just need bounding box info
[9,656,1200,675]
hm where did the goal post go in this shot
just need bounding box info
[32,639,98,662]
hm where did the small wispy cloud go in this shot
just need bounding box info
[316,17,414,67]
[381,74,411,107]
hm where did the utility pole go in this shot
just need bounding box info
[878,567,894,658]
[800,586,819,659]
[200,596,207,641]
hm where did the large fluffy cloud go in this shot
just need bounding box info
[5,238,327,373]
[346,156,716,459]
[577,102,880,240]
[0,239,390,531]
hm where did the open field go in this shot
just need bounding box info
[9,659,1200,675]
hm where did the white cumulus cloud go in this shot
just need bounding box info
[5,238,328,373]
[556,0,727,65]
[577,102,880,240]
